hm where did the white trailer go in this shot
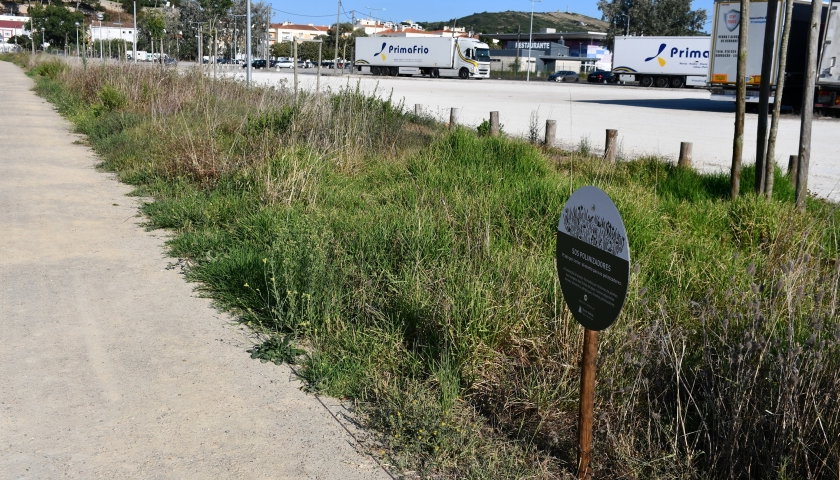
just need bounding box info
[709,0,839,112]
[612,36,711,88]
[816,0,840,111]
[354,36,490,79]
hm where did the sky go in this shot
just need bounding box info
[268,0,717,30]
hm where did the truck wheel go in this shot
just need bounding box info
[654,76,669,88]
[370,66,380,75]
[389,67,398,76]
[432,68,440,78]
[458,68,470,79]
[670,77,685,88]
[639,76,653,88]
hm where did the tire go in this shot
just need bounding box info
[654,76,669,88]
[371,66,380,75]
[432,68,440,78]
[670,76,685,88]
[458,68,469,79]
[639,76,653,88]
[389,67,398,76]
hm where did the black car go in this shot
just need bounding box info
[547,70,580,83]
[243,59,268,69]
[587,70,618,84]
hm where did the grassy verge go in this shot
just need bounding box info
[16,56,840,479]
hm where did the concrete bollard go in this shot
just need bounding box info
[449,107,460,129]
[787,154,798,179]
[415,104,422,116]
[490,111,500,136]
[604,129,618,162]
[678,142,693,169]
[544,120,557,146]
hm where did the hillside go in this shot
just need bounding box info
[419,10,609,34]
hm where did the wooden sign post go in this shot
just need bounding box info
[556,186,630,479]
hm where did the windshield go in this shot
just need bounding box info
[476,48,491,62]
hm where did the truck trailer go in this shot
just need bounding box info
[612,36,712,88]
[354,36,491,79]
[708,0,839,112]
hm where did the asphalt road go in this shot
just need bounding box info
[0,60,391,479]
[236,68,840,202]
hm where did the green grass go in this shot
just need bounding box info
[20,56,840,479]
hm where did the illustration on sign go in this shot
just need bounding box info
[556,186,630,331]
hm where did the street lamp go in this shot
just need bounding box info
[75,22,80,56]
[526,0,542,82]
[40,27,45,53]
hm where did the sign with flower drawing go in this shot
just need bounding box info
[556,186,630,331]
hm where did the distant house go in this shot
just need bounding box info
[89,21,136,44]
[269,22,329,44]
[0,17,27,43]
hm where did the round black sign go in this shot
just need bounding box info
[556,186,630,331]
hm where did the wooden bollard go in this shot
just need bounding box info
[415,104,422,116]
[787,154,798,179]
[545,119,557,146]
[449,107,460,129]
[604,129,618,162]
[678,142,693,168]
[490,111,500,136]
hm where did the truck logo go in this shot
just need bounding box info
[644,43,668,67]
[725,9,741,31]
[373,42,388,60]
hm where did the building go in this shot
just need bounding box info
[482,29,610,74]
[268,22,329,44]
[0,16,27,43]
[89,20,136,44]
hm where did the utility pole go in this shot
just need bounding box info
[133,1,137,62]
[335,0,341,74]
[246,0,252,85]
[526,0,542,82]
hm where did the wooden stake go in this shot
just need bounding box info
[604,129,618,163]
[678,142,693,169]
[577,328,598,479]
[449,107,460,129]
[545,119,557,146]
[490,111,500,136]
[787,154,798,179]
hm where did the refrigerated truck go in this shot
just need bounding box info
[354,36,491,79]
[612,36,712,88]
[816,1,840,110]
[708,0,839,112]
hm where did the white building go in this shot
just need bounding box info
[89,21,136,44]
[268,22,329,44]
[0,17,28,43]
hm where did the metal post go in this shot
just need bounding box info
[75,22,80,56]
[293,37,298,98]
[334,0,341,75]
[246,0,252,86]
[317,41,322,92]
[133,1,137,63]
[526,0,542,82]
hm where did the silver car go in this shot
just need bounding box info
[547,70,580,83]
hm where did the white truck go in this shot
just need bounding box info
[354,36,490,79]
[709,0,840,112]
[612,36,712,88]
[816,0,840,111]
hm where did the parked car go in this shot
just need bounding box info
[274,59,294,68]
[547,70,580,82]
[243,59,268,69]
[587,70,618,83]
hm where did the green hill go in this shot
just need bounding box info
[418,10,609,35]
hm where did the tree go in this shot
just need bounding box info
[8,35,32,50]
[597,0,707,48]
[26,4,85,48]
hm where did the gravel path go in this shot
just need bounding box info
[0,61,391,480]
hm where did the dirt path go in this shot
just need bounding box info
[0,61,391,479]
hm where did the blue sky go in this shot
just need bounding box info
[269,0,717,30]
